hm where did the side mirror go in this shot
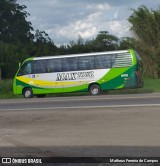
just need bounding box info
[19,63,21,68]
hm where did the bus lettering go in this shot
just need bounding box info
[56,71,94,81]
[77,71,94,79]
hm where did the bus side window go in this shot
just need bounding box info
[47,59,62,73]
[95,55,105,69]
[53,59,62,72]
[47,60,55,73]
[105,55,112,68]
[95,55,112,69]
[62,57,78,71]
[78,56,94,70]
[111,54,116,67]
[33,60,47,74]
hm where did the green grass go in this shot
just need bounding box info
[0,79,13,93]
[143,78,160,92]
[0,79,20,99]
[0,78,160,99]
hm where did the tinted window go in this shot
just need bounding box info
[106,55,112,68]
[47,59,62,73]
[95,55,112,69]
[111,54,117,65]
[17,61,32,76]
[32,60,47,74]
[62,57,78,71]
[78,56,94,70]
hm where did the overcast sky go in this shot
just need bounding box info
[17,0,160,46]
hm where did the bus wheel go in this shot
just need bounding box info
[89,84,101,95]
[23,88,33,98]
[36,94,46,98]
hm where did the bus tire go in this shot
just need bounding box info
[89,84,101,95]
[23,88,33,98]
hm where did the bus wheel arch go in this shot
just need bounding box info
[88,83,101,95]
[22,87,33,98]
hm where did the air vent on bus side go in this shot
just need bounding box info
[112,53,132,68]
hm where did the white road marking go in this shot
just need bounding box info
[0,104,160,111]
[0,93,160,104]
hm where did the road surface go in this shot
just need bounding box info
[0,93,160,111]
[0,93,160,160]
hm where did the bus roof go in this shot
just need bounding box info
[30,49,131,61]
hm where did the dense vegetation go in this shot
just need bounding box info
[129,6,160,78]
[0,0,160,79]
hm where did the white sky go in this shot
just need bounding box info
[17,0,160,46]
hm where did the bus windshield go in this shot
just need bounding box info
[18,61,32,76]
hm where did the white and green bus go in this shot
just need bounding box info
[13,49,143,98]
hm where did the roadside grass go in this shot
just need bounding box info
[0,78,160,99]
[0,79,19,99]
[143,78,160,92]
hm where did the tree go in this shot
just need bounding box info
[128,5,160,78]
[34,30,52,44]
[0,0,34,78]
[33,30,57,57]
[0,0,57,78]
[67,35,86,54]
[58,32,120,55]
[119,37,136,50]
[0,0,34,43]
[89,31,119,52]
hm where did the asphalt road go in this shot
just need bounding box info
[0,93,160,111]
[0,93,160,164]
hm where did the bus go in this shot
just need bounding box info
[13,49,143,98]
